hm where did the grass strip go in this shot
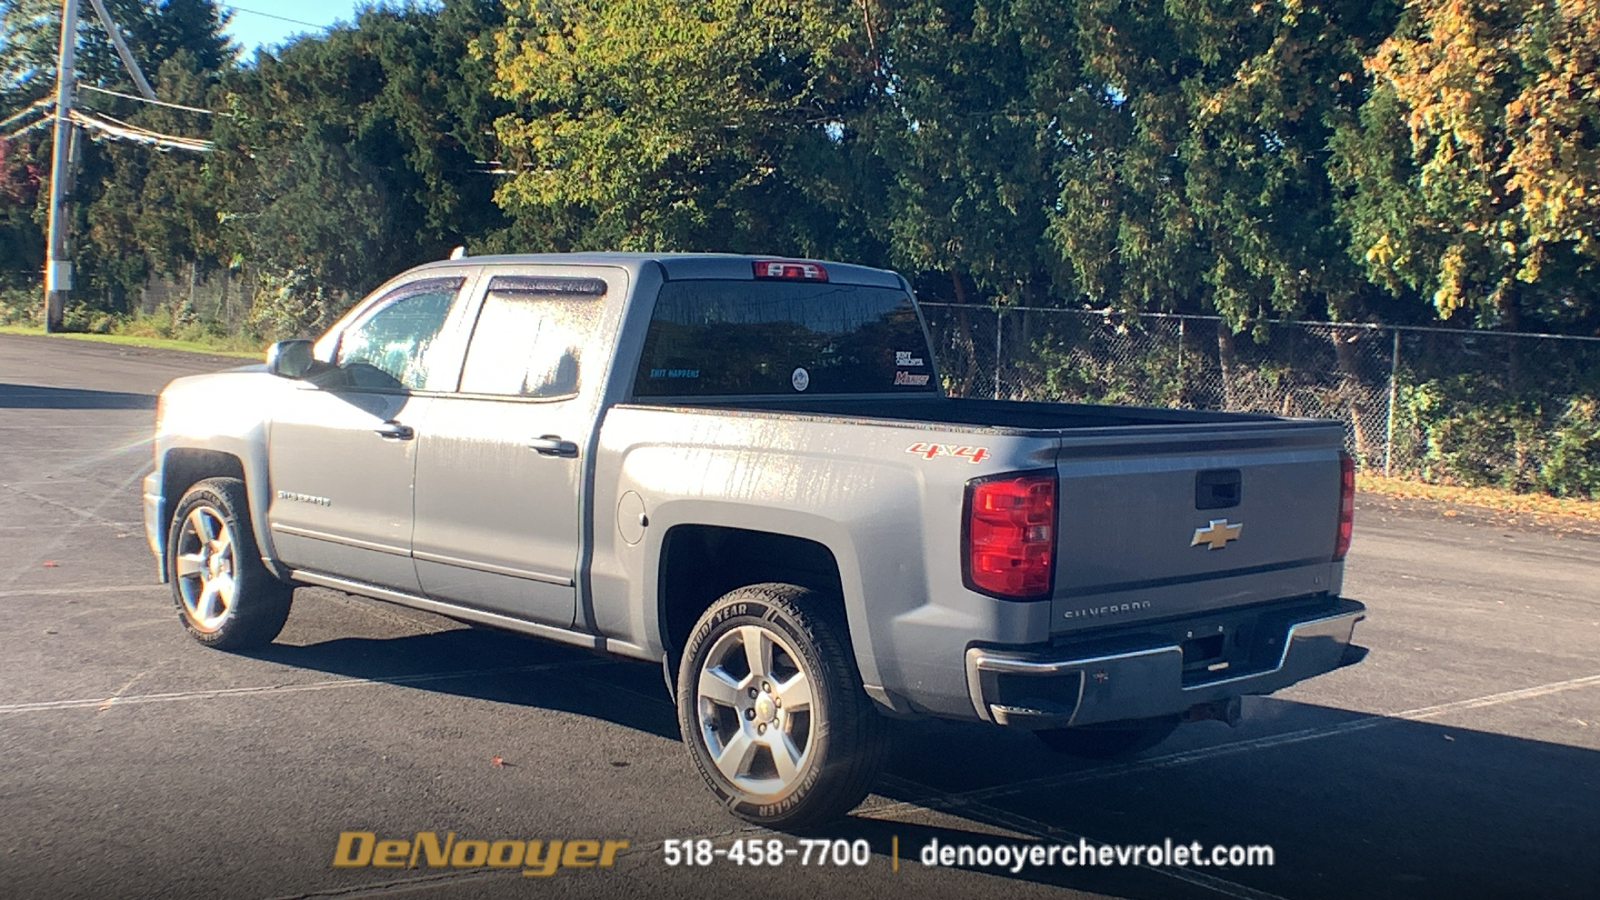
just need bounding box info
[0,325,262,358]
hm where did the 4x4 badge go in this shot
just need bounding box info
[1191,519,1243,550]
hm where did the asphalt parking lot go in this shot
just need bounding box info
[1,332,1596,900]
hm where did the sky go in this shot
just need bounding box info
[222,2,367,54]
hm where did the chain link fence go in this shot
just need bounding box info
[921,303,1600,496]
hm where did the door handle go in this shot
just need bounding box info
[373,422,414,440]
[528,435,579,458]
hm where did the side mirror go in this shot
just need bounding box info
[266,340,316,379]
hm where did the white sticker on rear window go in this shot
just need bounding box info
[791,367,810,391]
[895,351,925,367]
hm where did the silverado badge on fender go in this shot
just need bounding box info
[1191,519,1243,550]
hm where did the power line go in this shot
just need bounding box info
[0,96,56,132]
[3,108,55,141]
[227,5,334,32]
[80,84,228,117]
[70,108,214,153]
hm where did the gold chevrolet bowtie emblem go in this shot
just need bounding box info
[1191,519,1243,550]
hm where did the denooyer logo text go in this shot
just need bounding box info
[333,831,629,877]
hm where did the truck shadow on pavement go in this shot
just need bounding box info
[849,702,1600,900]
[249,620,1600,900]
[249,623,683,741]
[0,382,156,409]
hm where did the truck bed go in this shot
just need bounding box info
[617,394,1347,640]
[662,394,1287,432]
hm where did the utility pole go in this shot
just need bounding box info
[87,0,156,101]
[44,0,81,333]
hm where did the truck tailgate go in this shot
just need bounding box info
[1049,421,1346,635]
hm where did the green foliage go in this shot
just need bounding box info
[865,1,1066,302]
[489,0,881,259]
[1540,400,1600,499]
[1398,376,1600,499]
[1332,0,1600,331]
[212,1,508,310]
[1019,315,1185,407]
[0,284,40,325]
[1044,0,1401,325]
[0,139,43,289]
[1400,374,1542,489]
[0,0,1596,495]
[244,267,336,341]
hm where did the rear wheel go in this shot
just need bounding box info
[167,477,292,650]
[676,583,887,829]
[1034,715,1181,759]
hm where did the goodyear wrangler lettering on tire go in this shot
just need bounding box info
[331,831,628,876]
[676,583,888,829]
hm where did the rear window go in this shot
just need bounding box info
[633,280,936,397]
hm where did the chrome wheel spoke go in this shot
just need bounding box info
[713,730,759,782]
[739,625,773,681]
[770,732,803,783]
[196,580,222,622]
[211,572,236,616]
[174,552,206,578]
[698,668,745,709]
[189,508,217,543]
[774,672,812,714]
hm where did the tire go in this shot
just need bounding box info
[1034,715,1181,760]
[676,583,888,829]
[166,477,293,650]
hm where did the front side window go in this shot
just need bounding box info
[336,278,463,391]
[633,280,936,397]
[458,275,608,398]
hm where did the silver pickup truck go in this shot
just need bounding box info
[144,252,1365,827]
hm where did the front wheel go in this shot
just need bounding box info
[676,583,887,829]
[167,477,293,650]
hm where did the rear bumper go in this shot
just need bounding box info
[142,471,167,582]
[965,596,1366,728]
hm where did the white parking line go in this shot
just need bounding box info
[0,584,160,598]
[244,675,1600,900]
[0,465,151,589]
[0,658,614,714]
[259,869,507,900]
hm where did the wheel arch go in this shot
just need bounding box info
[657,523,852,690]
[158,448,283,580]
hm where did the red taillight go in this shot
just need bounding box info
[1335,453,1355,561]
[963,472,1056,599]
[752,259,828,281]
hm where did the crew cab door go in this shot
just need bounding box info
[266,276,474,591]
[410,267,624,627]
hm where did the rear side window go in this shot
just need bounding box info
[633,280,936,397]
[458,275,608,398]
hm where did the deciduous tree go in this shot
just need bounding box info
[1333,0,1600,332]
